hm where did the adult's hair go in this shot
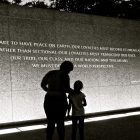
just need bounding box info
[60,61,74,72]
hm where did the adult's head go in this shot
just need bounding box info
[60,61,74,74]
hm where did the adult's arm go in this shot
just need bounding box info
[41,72,50,92]
[64,75,74,94]
[67,99,72,117]
[83,98,87,106]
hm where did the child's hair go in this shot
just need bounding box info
[74,80,83,91]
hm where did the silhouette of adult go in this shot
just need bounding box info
[41,61,74,140]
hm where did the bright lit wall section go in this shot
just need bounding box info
[0,4,140,123]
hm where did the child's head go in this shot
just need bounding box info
[74,80,83,91]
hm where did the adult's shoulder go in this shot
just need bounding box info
[60,71,70,78]
[46,70,58,75]
[42,70,58,79]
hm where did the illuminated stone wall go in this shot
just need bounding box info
[0,4,140,123]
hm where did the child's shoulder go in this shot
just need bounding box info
[76,91,86,98]
[68,93,74,99]
[80,91,86,97]
[68,91,86,98]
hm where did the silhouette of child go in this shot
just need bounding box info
[68,80,87,140]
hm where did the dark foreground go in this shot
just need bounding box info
[0,115,140,140]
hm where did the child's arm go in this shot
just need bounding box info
[82,98,87,106]
[67,99,72,117]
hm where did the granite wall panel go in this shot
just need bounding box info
[0,4,140,123]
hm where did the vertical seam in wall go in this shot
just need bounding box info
[8,12,14,122]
